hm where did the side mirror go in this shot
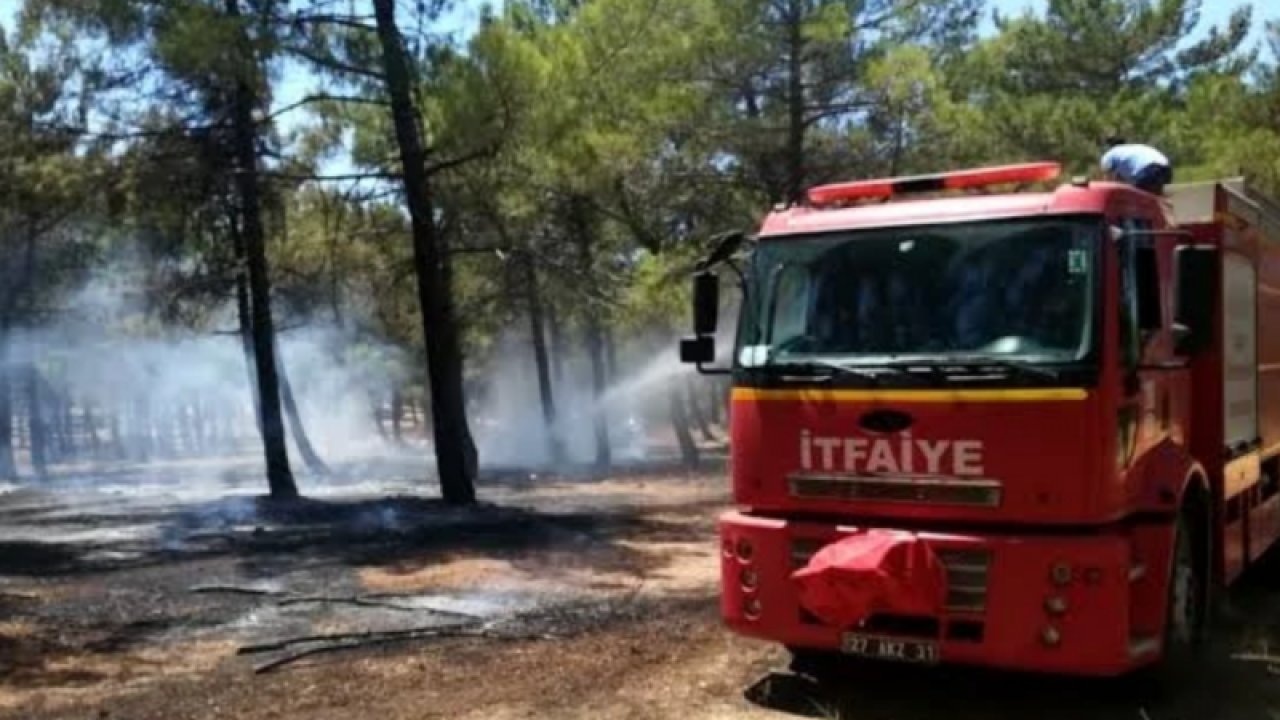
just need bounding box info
[1135,244,1161,332]
[692,270,719,336]
[679,336,715,365]
[1173,245,1217,356]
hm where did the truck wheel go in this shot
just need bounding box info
[787,647,840,680]
[1159,509,1208,669]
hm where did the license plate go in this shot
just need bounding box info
[840,633,939,664]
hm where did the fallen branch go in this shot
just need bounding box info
[246,621,555,674]
[234,588,655,675]
[190,585,282,597]
[276,595,480,619]
[190,586,481,620]
[239,622,478,655]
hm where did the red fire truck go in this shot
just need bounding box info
[679,162,1280,676]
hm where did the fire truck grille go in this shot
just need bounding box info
[787,474,1001,507]
[790,540,991,614]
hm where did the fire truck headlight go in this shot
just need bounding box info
[744,597,762,620]
[740,568,759,591]
[735,538,755,563]
[1044,595,1068,615]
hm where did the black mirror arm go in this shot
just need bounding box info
[695,363,732,376]
[723,258,746,290]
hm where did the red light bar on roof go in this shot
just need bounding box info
[806,162,1063,207]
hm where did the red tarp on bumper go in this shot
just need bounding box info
[791,530,947,627]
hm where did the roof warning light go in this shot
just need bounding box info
[806,162,1062,207]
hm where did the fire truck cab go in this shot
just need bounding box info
[680,163,1280,676]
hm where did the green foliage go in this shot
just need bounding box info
[0,25,106,329]
[5,0,1280,456]
[958,0,1260,174]
[989,0,1253,97]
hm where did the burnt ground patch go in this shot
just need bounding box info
[0,492,720,581]
[12,457,1280,720]
[0,466,730,718]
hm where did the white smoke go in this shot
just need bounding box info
[0,262,407,483]
[472,326,705,469]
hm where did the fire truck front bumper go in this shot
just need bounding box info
[719,510,1159,676]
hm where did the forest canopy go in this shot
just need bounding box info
[0,0,1274,501]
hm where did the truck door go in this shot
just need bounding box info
[1116,216,1177,481]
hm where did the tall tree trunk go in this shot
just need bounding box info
[706,380,723,426]
[390,388,404,444]
[83,401,101,458]
[234,265,265,438]
[59,396,75,462]
[522,253,564,465]
[784,5,808,204]
[226,0,297,500]
[184,397,201,456]
[547,301,566,388]
[686,378,716,442]
[569,198,611,470]
[276,344,330,475]
[373,0,477,504]
[109,408,125,460]
[371,393,388,440]
[0,343,15,480]
[155,405,175,460]
[16,402,26,450]
[604,325,619,386]
[43,389,62,464]
[585,321,611,469]
[26,366,47,479]
[669,385,699,469]
[437,216,479,478]
[133,396,153,462]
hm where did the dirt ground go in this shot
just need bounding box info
[6,455,1280,720]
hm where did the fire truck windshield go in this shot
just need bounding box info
[737,216,1100,373]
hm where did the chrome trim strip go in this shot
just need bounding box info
[788,473,1003,508]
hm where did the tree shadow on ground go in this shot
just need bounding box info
[746,659,1280,720]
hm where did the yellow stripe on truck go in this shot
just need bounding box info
[731,387,1089,403]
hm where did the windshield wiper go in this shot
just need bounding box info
[768,357,946,386]
[931,355,1061,380]
[771,358,885,382]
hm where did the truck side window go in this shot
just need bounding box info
[1117,217,1155,371]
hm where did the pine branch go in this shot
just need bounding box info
[268,93,390,122]
[283,45,386,82]
[263,170,402,183]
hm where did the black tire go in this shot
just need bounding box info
[786,646,841,680]
[1144,507,1210,684]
